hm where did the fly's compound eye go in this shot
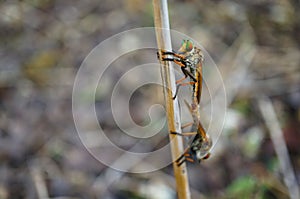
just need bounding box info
[185,40,193,52]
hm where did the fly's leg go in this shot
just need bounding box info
[170,131,197,166]
[170,131,197,137]
[172,81,196,100]
[176,148,195,166]
[170,131,197,142]
[161,50,185,60]
[158,56,191,100]
[176,147,189,166]
[181,122,193,129]
[173,63,197,100]
[161,56,196,83]
[176,154,186,167]
[172,68,192,100]
[157,50,197,100]
[158,50,187,69]
[168,133,188,166]
[161,57,186,68]
[157,50,185,64]
[158,50,195,79]
[180,67,197,82]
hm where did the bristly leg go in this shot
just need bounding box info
[172,84,181,100]
[176,153,186,166]
[170,131,197,137]
[177,157,186,167]
[157,50,197,101]
[172,80,196,100]
[170,131,181,136]
[176,150,195,167]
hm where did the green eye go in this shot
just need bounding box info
[181,39,186,46]
[186,40,193,51]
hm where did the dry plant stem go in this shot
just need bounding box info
[152,0,191,199]
[258,96,300,199]
[29,163,49,199]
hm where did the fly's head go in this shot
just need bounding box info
[178,39,194,55]
[192,135,212,162]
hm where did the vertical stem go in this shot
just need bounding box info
[152,0,191,199]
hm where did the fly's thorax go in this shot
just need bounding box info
[186,47,203,66]
[194,47,204,61]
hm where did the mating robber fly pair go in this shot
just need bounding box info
[157,40,212,166]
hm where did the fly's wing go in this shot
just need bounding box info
[194,61,203,105]
[189,121,206,146]
[191,48,204,105]
[195,119,207,140]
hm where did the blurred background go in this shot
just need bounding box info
[0,0,300,198]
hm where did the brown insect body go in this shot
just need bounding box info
[175,99,212,166]
[158,40,211,166]
[159,40,204,104]
[182,47,203,105]
[189,119,212,162]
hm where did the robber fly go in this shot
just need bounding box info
[158,40,211,166]
[171,98,212,166]
[158,40,204,104]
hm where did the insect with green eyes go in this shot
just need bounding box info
[158,40,211,166]
[158,39,204,104]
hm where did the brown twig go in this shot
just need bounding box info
[258,96,300,199]
[29,161,49,199]
[152,0,191,198]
